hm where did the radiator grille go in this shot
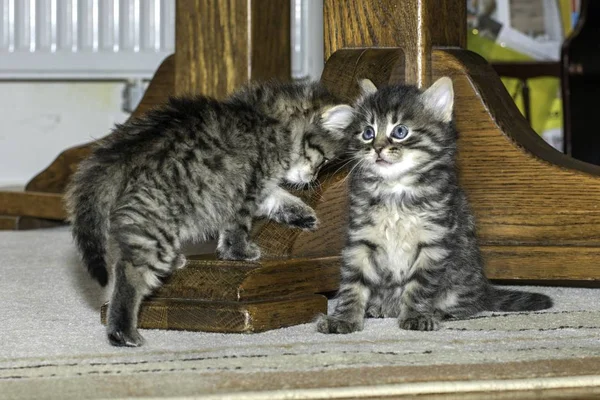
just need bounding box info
[0,0,175,79]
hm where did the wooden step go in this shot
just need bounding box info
[101,294,327,333]
[155,255,341,301]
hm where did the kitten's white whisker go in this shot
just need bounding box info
[332,158,366,189]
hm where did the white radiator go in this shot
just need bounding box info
[291,0,323,80]
[0,0,175,79]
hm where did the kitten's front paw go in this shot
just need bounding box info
[275,204,319,231]
[288,212,319,231]
[107,328,145,347]
[316,314,363,334]
[219,241,261,261]
[398,315,440,331]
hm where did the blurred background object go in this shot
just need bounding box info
[561,0,600,165]
[467,0,576,153]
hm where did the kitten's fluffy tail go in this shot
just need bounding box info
[65,159,122,287]
[485,286,553,312]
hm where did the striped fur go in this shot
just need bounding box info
[66,80,353,347]
[317,77,552,334]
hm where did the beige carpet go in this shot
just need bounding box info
[2,227,600,399]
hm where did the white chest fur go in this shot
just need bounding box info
[348,182,445,284]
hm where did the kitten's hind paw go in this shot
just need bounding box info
[315,313,363,334]
[398,315,440,331]
[107,328,145,347]
[173,254,187,270]
[218,241,261,261]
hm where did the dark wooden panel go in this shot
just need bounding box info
[250,0,291,82]
[17,217,66,230]
[175,0,248,96]
[101,295,327,333]
[562,0,600,164]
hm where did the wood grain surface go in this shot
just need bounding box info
[0,191,66,219]
[483,246,600,281]
[101,295,327,333]
[0,216,17,230]
[434,49,600,254]
[323,0,465,87]
[16,217,66,230]
[155,255,341,300]
[175,0,290,97]
[249,0,291,83]
[0,214,64,231]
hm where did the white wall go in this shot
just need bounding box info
[0,82,129,187]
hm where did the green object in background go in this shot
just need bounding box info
[467,30,561,138]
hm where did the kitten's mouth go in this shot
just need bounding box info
[375,157,391,165]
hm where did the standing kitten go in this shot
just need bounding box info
[229,80,352,183]
[317,77,552,334]
[66,80,354,346]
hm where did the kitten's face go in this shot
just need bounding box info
[349,77,455,179]
[285,104,354,184]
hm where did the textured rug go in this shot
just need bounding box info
[1,227,600,399]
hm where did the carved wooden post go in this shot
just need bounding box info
[175,0,291,97]
[324,0,465,87]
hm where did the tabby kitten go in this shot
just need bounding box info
[66,80,354,346]
[317,77,552,334]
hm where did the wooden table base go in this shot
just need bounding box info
[100,255,339,333]
[101,294,327,333]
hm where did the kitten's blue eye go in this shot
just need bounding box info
[390,125,409,140]
[362,127,375,141]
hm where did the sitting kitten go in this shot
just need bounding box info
[66,80,354,346]
[317,77,553,334]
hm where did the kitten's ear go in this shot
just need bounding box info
[321,104,354,133]
[421,77,454,123]
[358,79,378,96]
